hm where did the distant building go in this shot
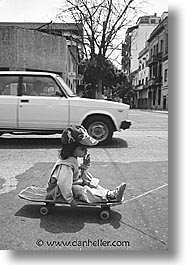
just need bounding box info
[122,14,161,74]
[133,45,150,108]
[0,22,83,92]
[147,12,168,110]
[133,12,168,110]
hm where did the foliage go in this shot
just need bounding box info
[79,57,134,102]
[58,0,140,60]
[57,0,142,97]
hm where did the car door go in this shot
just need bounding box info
[0,75,20,128]
[18,75,69,130]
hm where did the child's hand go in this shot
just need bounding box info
[80,154,91,171]
[83,154,91,167]
[70,199,78,207]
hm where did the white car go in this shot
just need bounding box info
[0,71,131,145]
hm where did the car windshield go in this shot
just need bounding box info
[56,75,77,97]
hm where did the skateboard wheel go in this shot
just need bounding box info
[40,206,49,215]
[100,210,110,220]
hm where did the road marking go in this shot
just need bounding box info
[123,183,168,204]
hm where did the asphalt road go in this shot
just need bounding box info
[0,109,168,250]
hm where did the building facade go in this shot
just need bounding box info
[134,12,168,110]
[122,14,161,75]
[0,22,83,92]
[122,12,168,110]
[133,46,150,109]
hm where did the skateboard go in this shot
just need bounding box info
[18,186,123,220]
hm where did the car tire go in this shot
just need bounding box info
[83,116,114,145]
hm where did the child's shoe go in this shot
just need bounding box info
[107,182,126,202]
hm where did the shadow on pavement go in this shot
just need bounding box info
[0,137,128,149]
[15,204,122,233]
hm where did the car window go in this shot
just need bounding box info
[0,76,19,96]
[22,76,65,97]
[56,75,76,97]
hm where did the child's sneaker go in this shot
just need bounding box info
[107,182,126,202]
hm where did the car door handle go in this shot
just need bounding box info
[20,99,29,103]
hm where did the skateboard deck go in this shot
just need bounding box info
[18,186,123,220]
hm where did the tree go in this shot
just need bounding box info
[115,71,134,103]
[80,56,116,98]
[57,0,143,97]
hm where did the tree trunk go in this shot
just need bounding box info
[96,78,103,99]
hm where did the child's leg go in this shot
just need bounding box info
[72,184,89,202]
[72,183,126,203]
[84,183,126,203]
[72,184,108,203]
[85,185,108,203]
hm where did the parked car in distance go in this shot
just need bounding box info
[0,71,131,145]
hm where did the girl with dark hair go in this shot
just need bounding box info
[46,125,126,207]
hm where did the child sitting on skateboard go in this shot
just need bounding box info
[46,125,126,207]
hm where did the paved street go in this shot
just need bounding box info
[0,109,168,250]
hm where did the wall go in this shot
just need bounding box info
[131,24,159,72]
[0,26,68,79]
[162,59,168,110]
[0,26,17,68]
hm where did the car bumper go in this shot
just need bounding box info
[120,120,132,130]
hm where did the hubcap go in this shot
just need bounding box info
[88,122,108,141]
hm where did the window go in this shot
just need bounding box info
[22,76,64,97]
[150,48,153,57]
[153,67,157,78]
[151,19,156,24]
[140,18,149,24]
[164,69,168,82]
[160,40,164,53]
[159,64,162,78]
[0,76,19,96]
[158,89,161,105]
[153,90,156,105]
[154,45,156,55]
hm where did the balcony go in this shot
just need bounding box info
[147,55,157,66]
[148,78,156,86]
[143,83,149,89]
[135,84,144,91]
[157,52,163,61]
[146,52,163,66]
[148,76,162,87]
[155,76,162,84]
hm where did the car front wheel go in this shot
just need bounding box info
[83,116,114,145]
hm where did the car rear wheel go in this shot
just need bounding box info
[83,116,114,145]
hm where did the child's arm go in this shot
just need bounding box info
[80,154,100,188]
